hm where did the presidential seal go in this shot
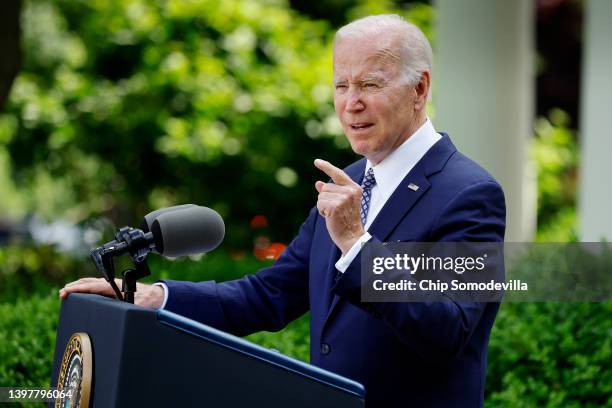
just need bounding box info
[55,332,92,408]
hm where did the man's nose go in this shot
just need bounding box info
[346,88,365,113]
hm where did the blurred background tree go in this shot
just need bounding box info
[4,0,335,247]
[0,0,432,251]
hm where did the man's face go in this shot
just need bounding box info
[333,35,419,165]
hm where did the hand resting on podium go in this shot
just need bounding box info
[59,278,165,309]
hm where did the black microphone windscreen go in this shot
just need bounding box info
[141,204,196,232]
[151,206,225,258]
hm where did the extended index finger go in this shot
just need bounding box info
[314,159,355,186]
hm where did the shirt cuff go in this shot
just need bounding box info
[335,232,372,273]
[153,282,169,309]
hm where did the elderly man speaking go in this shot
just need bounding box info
[61,15,505,407]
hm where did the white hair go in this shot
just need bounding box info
[334,14,433,100]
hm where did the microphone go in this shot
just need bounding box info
[90,205,225,302]
[141,204,196,232]
[97,205,225,259]
[149,205,225,257]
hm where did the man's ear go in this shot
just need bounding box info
[413,71,430,111]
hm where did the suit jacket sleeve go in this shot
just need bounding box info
[332,180,506,364]
[160,207,317,337]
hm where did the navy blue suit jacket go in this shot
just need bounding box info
[163,134,506,407]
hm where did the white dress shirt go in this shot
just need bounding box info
[154,281,170,309]
[155,118,441,309]
[334,118,441,273]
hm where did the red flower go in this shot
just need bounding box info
[253,242,287,261]
[250,215,268,229]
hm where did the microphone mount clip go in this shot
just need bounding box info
[90,226,155,303]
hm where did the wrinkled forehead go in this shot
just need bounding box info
[333,35,402,80]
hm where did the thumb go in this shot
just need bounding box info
[315,181,326,193]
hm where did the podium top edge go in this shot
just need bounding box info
[63,293,154,313]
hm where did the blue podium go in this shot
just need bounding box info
[50,293,365,407]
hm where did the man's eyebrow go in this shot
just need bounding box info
[360,75,385,82]
[334,74,386,84]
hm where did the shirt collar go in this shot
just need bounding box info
[364,118,441,201]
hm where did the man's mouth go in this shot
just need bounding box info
[350,123,374,131]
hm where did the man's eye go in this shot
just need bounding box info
[364,83,378,88]
[335,84,347,90]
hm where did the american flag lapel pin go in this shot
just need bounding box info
[407,183,419,191]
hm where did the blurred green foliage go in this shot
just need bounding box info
[0,244,87,302]
[3,0,336,245]
[0,0,432,247]
[532,108,579,242]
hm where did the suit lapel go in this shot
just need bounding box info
[321,134,457,333]
[367,134,457,241]
[368,170,430,241]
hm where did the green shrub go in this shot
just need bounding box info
[486,302,612,407]
[0,292,59,408]
[246,313,310,362]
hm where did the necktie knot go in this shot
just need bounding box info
[360,168,377,226]
[361,167,376,190]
